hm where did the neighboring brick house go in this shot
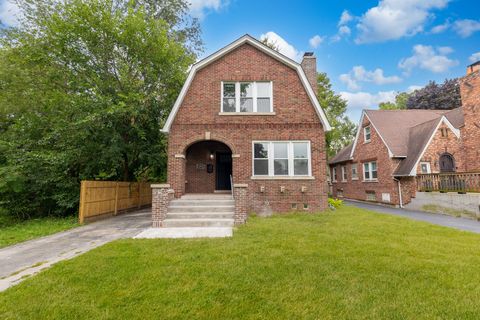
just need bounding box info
[160,35,331,223]
[329,63,479,207]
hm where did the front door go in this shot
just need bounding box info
[439,153,455,172]
[216,152,232,190]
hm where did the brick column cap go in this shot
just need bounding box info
[151,183,171,189]
[233,183,248,188]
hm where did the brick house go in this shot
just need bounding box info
[329,62,480,207]
[153,35,331,227]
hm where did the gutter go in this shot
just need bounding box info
[393,178,404,208]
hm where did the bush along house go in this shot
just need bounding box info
[151,35,331,228]
[329,61,480,208]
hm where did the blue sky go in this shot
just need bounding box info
[1,0,479,121]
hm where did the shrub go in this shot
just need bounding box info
[328,198,343,210]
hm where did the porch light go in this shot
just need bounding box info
[209,151,215,160]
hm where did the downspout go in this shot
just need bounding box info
[394,178,404,208]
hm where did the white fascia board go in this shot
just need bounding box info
[349,111,394,158]
[349,111,364,159]
[161,34,331,133]
[364,112,394,158]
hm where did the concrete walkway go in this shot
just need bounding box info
[346,200,480,234]
[0,209,150,291]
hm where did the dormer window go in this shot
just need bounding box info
[364,126,371,143]
[221,82,272,113]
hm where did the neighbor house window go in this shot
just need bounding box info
[222,82,272,113]
[420,162,431,174]
[341,165,347,182]
[351,163,358,180]
[332,167,337,182]
[364,126,371,143]
[363,161,377,181]
[252,141,311,177]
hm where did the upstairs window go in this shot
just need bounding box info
[364,126,371,143]
[363,161,377,181]
[222,82,272,113]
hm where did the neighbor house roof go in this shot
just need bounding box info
[161,34,331,133]
[331,108,465,177]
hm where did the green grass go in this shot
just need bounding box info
[0,216,78,248]
[422,204,478,219]
[1,206,480,319]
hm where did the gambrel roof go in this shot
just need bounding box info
[161,34,331,133]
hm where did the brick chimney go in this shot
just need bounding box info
[459,61,480,171]
[301,52,317,93]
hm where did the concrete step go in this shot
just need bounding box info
[170,199,235,206]
[180,194,232,200]
[168,205,234,213]
[162,218,234,228]
[134,227,233,238]
[167,212,234,219]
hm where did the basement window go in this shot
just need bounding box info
[366,191,376,201]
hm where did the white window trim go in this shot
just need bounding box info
[221,81,273,113]
[332,167,337,182]
[351,163,358,180]
[252,141,312,178]
[420,162,431,174]
[364,126,371,143]
[363,161,378,182]
[341,166,347,182]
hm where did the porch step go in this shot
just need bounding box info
[168,205,235,213]
[135,227,232,238]
[170,199,235,206]
[180,194,232,200]
[167,212,234,219]
[163,218,234,228]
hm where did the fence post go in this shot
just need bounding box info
[79,180,87,224]
[138,183,141,209]
[114,182,119,216]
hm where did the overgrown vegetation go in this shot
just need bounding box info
[328,197,343,209]
[2,206,480,319]
[0,0,200,219]
[422,204,477,219]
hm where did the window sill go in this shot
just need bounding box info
[352,178,359,181]
[363,141,371,144]
[251,176,315,180]
[219,112,276,116]
[341,180,347,183]
[363,179,378,183]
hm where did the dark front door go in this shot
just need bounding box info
[216,152,232,190]
[439,153,455,172]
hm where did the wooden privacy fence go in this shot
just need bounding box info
[79,181,152,223]
[417,172,480,193]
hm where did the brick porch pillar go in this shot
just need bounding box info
[233,183,248,225]
[151,184,172,228]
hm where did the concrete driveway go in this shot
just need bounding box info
[0,209,150,291]
[346,200,480,234]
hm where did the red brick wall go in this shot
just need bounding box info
[167,43,328,212]
[330,115,404,205]
[416,123,465,174]
[459,71,480,172]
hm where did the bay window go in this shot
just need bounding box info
[252,141,311,177]
[222,82,272,113]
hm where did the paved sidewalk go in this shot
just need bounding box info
[0,209,150,291]
[346,200,480,234]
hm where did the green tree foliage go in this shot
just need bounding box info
[379,92,410,110]
[0,0,200,219]
[316,73,356,158]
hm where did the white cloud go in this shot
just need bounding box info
[340,65,402,91]
[470,52,480,63]
[399,44,458,74]
[453,19,480,38]
[407,85,423,92]
[189,0,224,19]
[355,0,450,44]
[430,21,450,34]
[338,10,353,26]
[309,35,325,48]
[260,31,302,61]
[0,0,21,26]
[339,25,351,36]
[340,90,396,110]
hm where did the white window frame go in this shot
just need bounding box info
[363,161,378,181]
[364,126,371,143]
[252,141,311,177]
[221,81,273,113]
[332,167,337,182]
[351,163,358,180]
[420,162,431,174]
[341,165,347,182]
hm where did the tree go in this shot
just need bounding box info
[316,73,356,158]
[407,79,461,110]
[0,0,200,219]
[379,92,410,110]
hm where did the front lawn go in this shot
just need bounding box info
[0,215,78,248]
[1,206,480,319]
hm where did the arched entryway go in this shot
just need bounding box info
[184,140,232,194]
[439,153,455,172]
